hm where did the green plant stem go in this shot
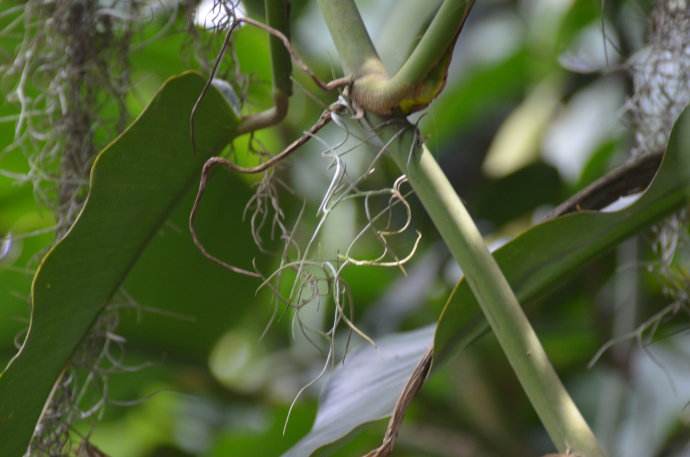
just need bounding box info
[386,137,606,457]
[393,0,473,89]
[318,0,473,114]
[237,0,292,134]
[266,0,292,97]
[316,0,381,75]
[378,0,443,71]
[355,0,473,113]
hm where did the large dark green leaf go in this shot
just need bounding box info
[119,169,261,363]
[0,72,237,456]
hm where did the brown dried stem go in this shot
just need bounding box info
[363,347,433,457]
[189,15,351,151]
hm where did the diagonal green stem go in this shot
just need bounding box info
[387,135,606,457]
[237,0,292,134]
[391,0,473,89]
[356,0,474,112]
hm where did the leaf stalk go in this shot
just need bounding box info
[387,135,606,457]
[318,0,473,114]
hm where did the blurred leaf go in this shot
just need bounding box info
[574,139,620,191]
[208,403,315,457]
[0,72,238,456]
[423,48,533,145]
[208,329,269,393]
[436,105,690,355]
[89,387,179,457]
[282,325,434,457]
[482,78,562,178]
[473,160,563,227]
[555,0,602,52]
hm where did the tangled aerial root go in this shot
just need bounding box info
[188,107,336,277]
[185,11,431,437]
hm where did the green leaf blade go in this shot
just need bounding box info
[435,106,690,358]
[0,72,237,456]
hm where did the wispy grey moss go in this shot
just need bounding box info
[627,0,690,341]
[2,1,137,454]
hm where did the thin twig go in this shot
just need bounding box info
[189,17,239,154]
[239,17,352,92]
[189,15,352,152]
[363,347,433,457]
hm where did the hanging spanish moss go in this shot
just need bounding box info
[3,0,135,234]
[628,0,689,158]
[628,0,690,336]
[3,0,137,454]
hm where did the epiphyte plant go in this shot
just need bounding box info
[0,0,688,456]
[188,1,606,456]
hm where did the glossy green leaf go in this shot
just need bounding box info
[0,72,238,456]
[435,105,689,357]
[118,169,261,363]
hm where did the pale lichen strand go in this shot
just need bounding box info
[626,0,689,355]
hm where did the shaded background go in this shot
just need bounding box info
[1,0,689,456]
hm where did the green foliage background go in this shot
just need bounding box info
[1,1,688,456]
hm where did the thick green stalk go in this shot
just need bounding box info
[358,0,473,112]
[237,0,292,134]
[318,0,473,114]
[378,0,443,71]
[265,0,292,97]
[388,137,606,457]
